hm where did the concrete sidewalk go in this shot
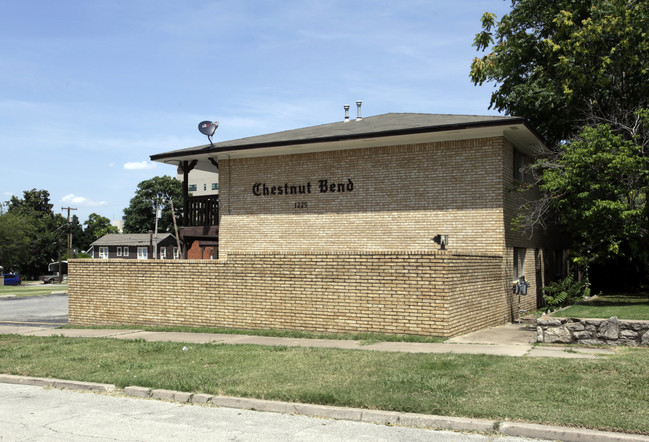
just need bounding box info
[0,322,616,358]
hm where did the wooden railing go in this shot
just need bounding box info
[185,195,219,226]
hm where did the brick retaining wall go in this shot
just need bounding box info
[537,317,649,346]
[69,252,507,337]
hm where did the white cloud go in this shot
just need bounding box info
[123,161,156,170]
[61,194,107,207]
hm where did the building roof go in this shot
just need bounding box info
[90,233,175,247]
[150,112,547,170]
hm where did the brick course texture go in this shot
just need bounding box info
[219,138,509,255]
[69,251,506,337]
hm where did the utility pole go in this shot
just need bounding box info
[61,207,77,262]
[153,200,160,259]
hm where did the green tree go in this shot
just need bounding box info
[83,213,119,247]
[471,0,649,283]
[5,189,66,278]
[7,189,54,218]
[471,0,649,146]
[539,124,648,269]
[122,176,183,234]
[0,212,35,272]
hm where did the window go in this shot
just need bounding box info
[173,247,179,259]
[99,247,109,259]
[188,184,197,192]
[211,183,219,191]
[514,248,526,279]
[123,247,129,257]
[116,247,122,257]
[203,183,207,191]
[513,150,526,183]
[160,247,166,259]
[137,247,148,260]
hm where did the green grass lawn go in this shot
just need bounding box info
[0,283,67,298]
[0,334,648,435]
[551,292,649,320]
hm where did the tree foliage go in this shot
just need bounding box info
[0,212,36,272]
[122,176,183,234]
[4,189,66,278]
[0,190,123,277]
[539,124,648,268]
[83,213,118,248]
[471,0,649,281]
[471,0,649,146]
[7,189,54,218]
[1,180,181,276]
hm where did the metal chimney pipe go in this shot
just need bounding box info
[344,104,350,122]
[356,101,362,120]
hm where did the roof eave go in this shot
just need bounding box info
[150,117,540,163]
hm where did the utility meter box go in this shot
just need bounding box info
[514,276,530,295]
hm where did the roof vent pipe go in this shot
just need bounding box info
[344,104,350,122]
[356,101,362,121]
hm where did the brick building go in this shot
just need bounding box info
[68,112,565,337]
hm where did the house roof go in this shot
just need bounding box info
[150,112,547,175]
[90,233,175,247]
[151,113,545,164]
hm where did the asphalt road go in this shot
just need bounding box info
[0,383,541,442]
[0,293,68,326]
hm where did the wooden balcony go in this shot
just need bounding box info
[184,195,219,227]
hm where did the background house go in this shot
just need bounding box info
[88,233,179,260]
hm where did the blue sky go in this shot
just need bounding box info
[0,0,511,224]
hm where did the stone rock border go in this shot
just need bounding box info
[537,317,649,346]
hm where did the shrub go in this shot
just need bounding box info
[542,273,590,312]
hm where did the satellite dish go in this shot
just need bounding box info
[198,120,219,147]
[198,121,218,136]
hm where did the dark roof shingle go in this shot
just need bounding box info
[90,233,175,247]
[151,113,529,161]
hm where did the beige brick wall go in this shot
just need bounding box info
[68,252,507,337]
[219,138,507,255]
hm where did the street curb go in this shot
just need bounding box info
[499,422,649,442]
[2,375,648,441]
[120,384,649,441]
[0,374,115,392]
